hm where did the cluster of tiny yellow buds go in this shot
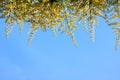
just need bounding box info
[0,0,120,49]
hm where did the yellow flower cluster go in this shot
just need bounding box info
[0,0,120,49]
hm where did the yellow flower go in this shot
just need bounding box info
[42,0,49,3]
[6,3,13,10]
[95,0,99,2]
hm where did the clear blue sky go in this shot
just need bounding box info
[0,17,120,80]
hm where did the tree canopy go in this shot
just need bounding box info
[0,0,120,49]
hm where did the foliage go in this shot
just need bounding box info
[0,0,120,49]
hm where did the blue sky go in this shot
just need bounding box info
[0,17,120,80]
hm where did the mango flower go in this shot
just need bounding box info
[0,0,120,49]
